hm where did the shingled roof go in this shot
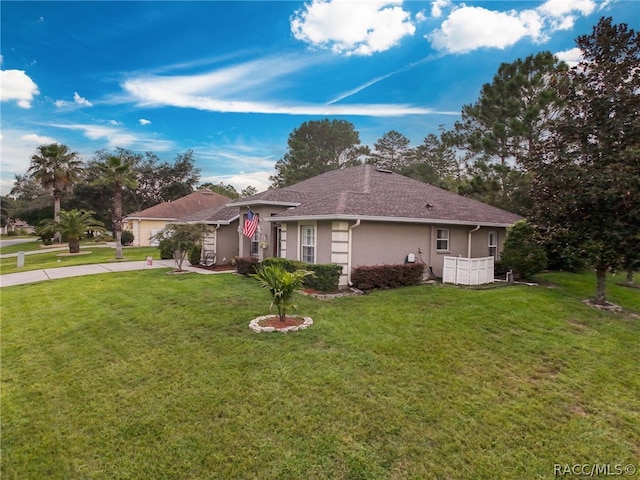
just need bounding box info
[232,164,522,227]
[125,190,231,220]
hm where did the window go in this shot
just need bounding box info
[436,229,449,251]
[300,225,316,263]
[149,229,160,247]
[488,231,498,257]
[250,230,259,256]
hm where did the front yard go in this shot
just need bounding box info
[2,271,638,479]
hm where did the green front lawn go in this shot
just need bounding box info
[0,246,159,274]
[2,272,638,479]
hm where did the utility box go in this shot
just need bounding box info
[17,251,25,268]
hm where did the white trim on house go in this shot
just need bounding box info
[331,221,350,286]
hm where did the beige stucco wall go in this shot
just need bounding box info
[468,227,504,259]
[124,219,172,247]
[270,218,509,280]
[350,223,506,277]
[215,221,240,264]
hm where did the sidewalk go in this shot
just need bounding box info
[0,260,232,288]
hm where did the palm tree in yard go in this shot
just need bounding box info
[92,154,137,260]
[39,209,106,254]
[28,143,83,241]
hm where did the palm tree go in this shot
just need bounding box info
[39,209,106,254]
[92,154,137,260]
[28,143,83,241]
[251,265,313,322]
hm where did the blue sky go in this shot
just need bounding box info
[1,0,638,195]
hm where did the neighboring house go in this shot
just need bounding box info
[228,164,522,287]
[178,204,240,265]
[2,219,35,235]
[124,190,231,247]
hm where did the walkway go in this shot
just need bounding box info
[0,260,231,288]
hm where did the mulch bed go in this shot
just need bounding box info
[258,316,305,328]
[192,264,236,272]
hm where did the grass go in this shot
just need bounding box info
[0,244,159,274]
[2,271,639,479]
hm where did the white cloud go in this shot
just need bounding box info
[109,120,122,125]
[122,54,443,117]
[21,133,57,144]
[51,123,174,151]
[201,171,272,194]
[291,0,415,56]
[139,118,151,125]
[556,47,583,67]
[427,0,596,54]
[0,69,40,108]
[431,0,450,18]
[429,6,543,53]
[55,91,93,108]
[0,130,58,195]
[538,0,595,18]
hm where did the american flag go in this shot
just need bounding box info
[242,209,259,238]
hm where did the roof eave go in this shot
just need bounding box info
[226,200,301,208]
[124,216,177,221]
[170,215,240,225]
[263,214,520,228]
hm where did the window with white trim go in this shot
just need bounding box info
[436,229,449,252]
[250,230,259,256]
[300,225,316,263]
[488,231,498,258]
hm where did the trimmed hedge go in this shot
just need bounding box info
[351,263,425,291]
[236,256,260,276]
[261,257,343,292]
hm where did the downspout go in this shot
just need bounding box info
[213,224,220,259]
[468,225,481,258]
[347,219,361,286]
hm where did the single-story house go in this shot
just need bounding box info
[177,204,240,265]
[123,190,231,247]
[226,164,522,287]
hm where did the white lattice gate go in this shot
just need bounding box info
[442,256,494,285]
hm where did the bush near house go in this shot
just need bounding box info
[261,257,343,292]
[159,239,174,259]
[351,263,425,291]
[120,230,134,246]
[501,220,548,280]
[236,256,260,275]
[189,245,202,265]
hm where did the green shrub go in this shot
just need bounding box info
[120,230,134,246]
[159,239,174,259]
[236,256,260,275]
[261,257,305,272]
[189,245,202,265]
[34,225,55,245]
[351,263,424,291]
[304,264,343,292]
[501,220,548,280]
[261,258,342,292]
